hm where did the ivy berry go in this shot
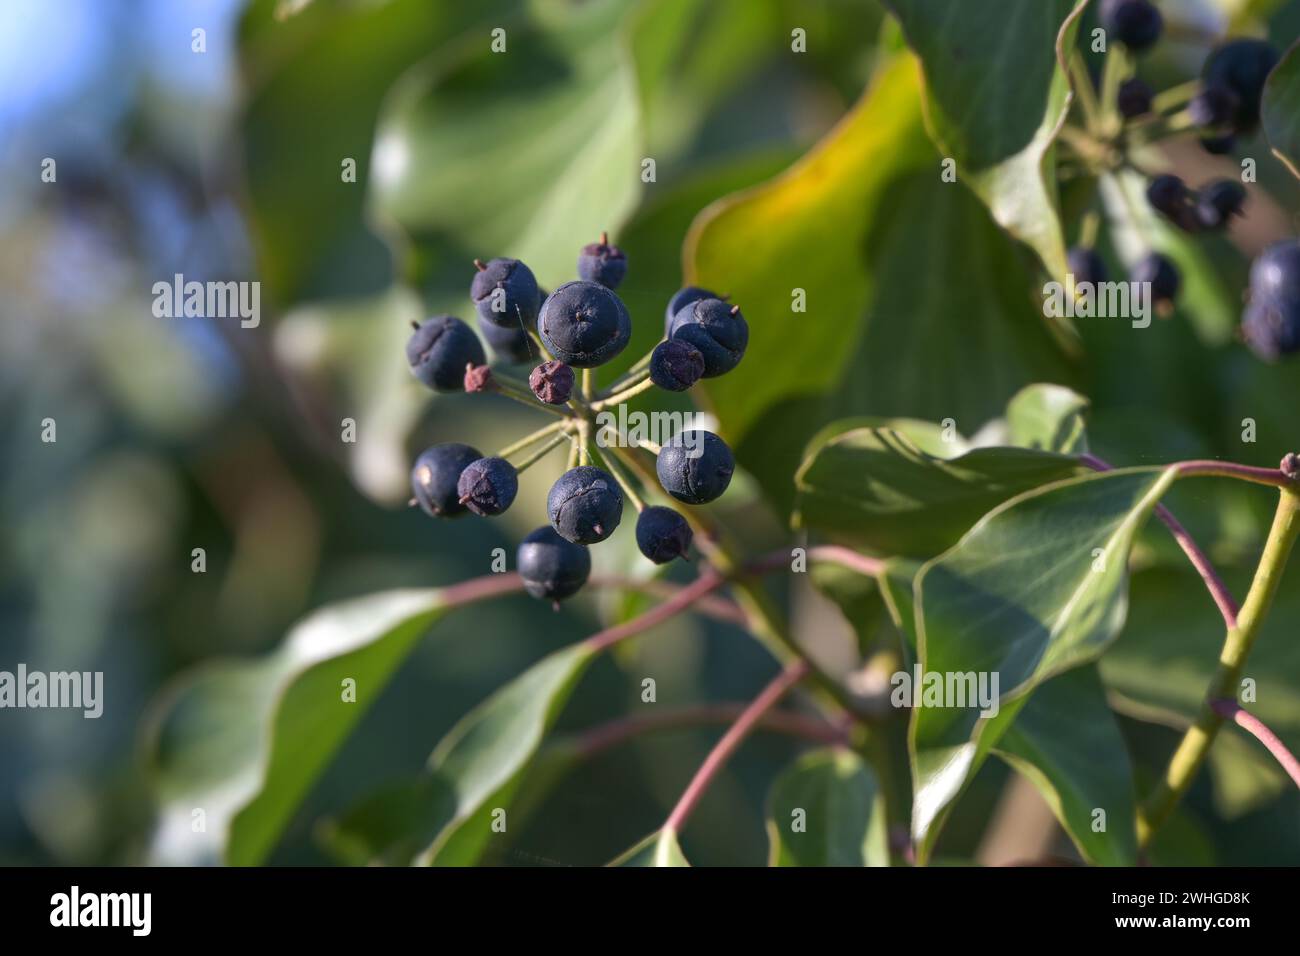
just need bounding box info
[1242,240,1300,361]
[517,526,591,605]
[1203,39,1280,132]
[410,443,481,518]
[472,257,540,330]
[457,457,519,516]
[1133,252,1181,308]
[1099,0,1163,53]
[668,298,748,377]
[649,340,705,392]
[635,506,693,564]
[547,466,624,544]
[406,316,486,392]
[1117,77,1153,118]
[656,430,735,505]
[538,280,632,368]
[1067,246,1107,285]
[577,232,627,290]
[664,286,718,334]
[1195,180,1247,231]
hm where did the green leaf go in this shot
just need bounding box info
[418,643,598,865]
[315,775,450,866]
[1099,169,1238,345]
[1263,39,1300,180]
[766,748,889,866]
[794,425,1084,558]
[909,466,1177,862]
[994,667,1138,866]
[1005,383,1090,454]
[881,0,1087,282]
[148,588,448,865]
[370,0,642,288]
[810,561,887,657]
[610,828,691,867]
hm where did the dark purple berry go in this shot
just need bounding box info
[1100,0,1163,53]
[538,280,632,368]
[1146,174,1188,217]
[1242,240,1300,361]
[406,316,486,392]
[1188,84,1240,128]
[480,321,534,364]
[635,506,693,564]
[456,457,518,516]
[668,298,748,377]
[411,443,481,518]
[1203,39,1280,132]
[1067,246,1108,286]
[664,286,718,335]
[547,466,623,544]
[529,360,575,405]
[577,232,627,290]
[1194,180,1247,230]
[649,340,705,392]
[656,430,734,505]
[471,257,540,330]
[1200,134,1237,156]
[1117,77,1153,118]
[517,526,591,603]
[1132,252,1181,307]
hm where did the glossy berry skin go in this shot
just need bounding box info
[669,298,748,377]
[529,360,575,404]
[1195,180,1247,230]
[480,321,534,364]
[456,457,518,517]
[656,430,735,505]
[1203,39,1279,132]
[538,280,632,368]
[1132,252,1181,306]
[411,443,481,518]
[635,506,693,564]
[649,340,705,392]
[406,316,486,392]
[547,466,623,544]
[472,257,541,330]
[1067,246,1107,286]
[1099,0,1163,52]
[664,286,718,335]
[1188,85,1239,128]
[577,236,627,290]
[517,526,591,603]
[1242,240,1300,360]
[1117,77,1153,118]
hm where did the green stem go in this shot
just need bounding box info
[582,368,593,403]
[590,441,645,512]
[1137,488,1300,849]
[1068,52,1101,132]
[490,374,568,417]
[1097,44,1130,138]
[1152,79,1202,114]
[591,375,657,411]
[599,363,652,400]
[513,431,571,473]
[496,419,572,459]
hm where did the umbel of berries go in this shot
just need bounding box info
[407,316,485,392]
[538,280,632,368]
[548,466,624,544]
[472,257,540,329]
[657,430,735,505]
[517,527,590,605]
[1242,240,1300,361]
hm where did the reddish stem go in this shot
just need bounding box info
[573,703,847,759]
[584,570,725,654]
[663,662,811,834]
[1210,699,1300,790]
[1175,459,1293,489]
[1079,453,1240,627]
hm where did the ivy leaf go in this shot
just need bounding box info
[610,828,691,867]
[369,0,642,288]
[880,0,1087,283]
[148,588,449,866]
[417,643,598,865]
[766,748,889,866]
[1262,39,1300,180]
[1005,383,1090,454]
[794,425,1084,558]
[909,467,1177,863]
[994,667,1138,866]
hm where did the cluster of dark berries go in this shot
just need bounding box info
[404,233,748,605]
[1064,8,1291,347]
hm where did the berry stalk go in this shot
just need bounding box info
[495,419,573,460]
[1137,487,1300,849]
